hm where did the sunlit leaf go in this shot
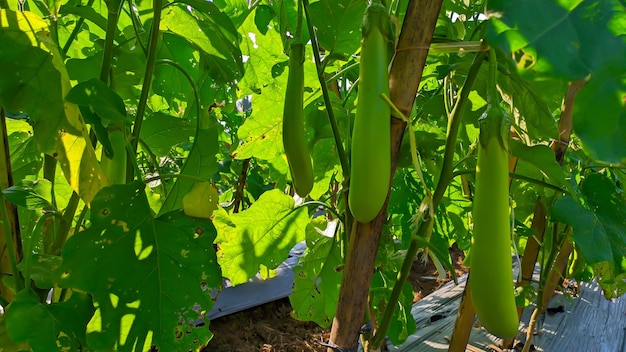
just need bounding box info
[158,110,219,216]
[0,11,107,204]
[160,0,243,83]
[58,182,222,351]
[139,113,194,157]
[290,217,342,328]
[215,189,309,285]
[307,0,366,57]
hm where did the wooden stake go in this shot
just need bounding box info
[327,0,444,350]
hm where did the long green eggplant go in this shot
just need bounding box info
[348,1,391,223]
[282,42,314,197]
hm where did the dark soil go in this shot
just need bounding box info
[204,245,467,352]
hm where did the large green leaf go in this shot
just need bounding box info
[153,33,199,105]
[139,113,195,157]
[290,217,342,328]
[2,179,53,210]
[238,8,284,94]
[552,173,626,298]
[307,0,367,58]
[573,63,626,164]
[1,10,107,204]
[7,124,42,182]
[58,182,222,351]
[510,140,568,191]
[158,109,219,216]
[5,290,93,352]
[309,138,342,200]
[215,189,309,285]
[160,0,243,83]
[487,0,626,80]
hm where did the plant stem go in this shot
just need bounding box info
[370,52,485,349]
[99,1,123,84]
[128,0,162,181]
[451,169,569,194]
[233,158,250,213]
[51,191,81,255]
[62,0,97,55]
[0,191,22,294]
[302,0,349,180]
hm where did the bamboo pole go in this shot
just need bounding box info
[327,1,444,350]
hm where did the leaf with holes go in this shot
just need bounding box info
[58,181,222,351]
[290,217,342,328]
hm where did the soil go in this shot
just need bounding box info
[203,245,468,352]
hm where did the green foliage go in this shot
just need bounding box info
[290,217,342,328]
[214,189,309,285]
[552,173,626,298]
[0,0,625,350]
[58,182,221,350]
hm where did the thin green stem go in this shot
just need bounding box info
[371,52,486,349]
[302,0,350,179]
[126,0,148,54]
[138,138,168,194]
[52,191,81,255]
[62,0,97,55]
[450,169,569,194]
[99,1,123,84]
[143,173,209,185]
[23,212,62,292]
[300,200,343,223]
[433,52,486,206]
[0,191,23,294]
[128,0,163,181]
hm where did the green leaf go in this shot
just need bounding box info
[510,140,568,190]
[552,197,612,263]
[0,314,29,352]
[2,179,53,210]
[370,271,416,345]
[215,189,309,285]
[160,1,243,83]
[8,129,43,182]
[310,138,342,200]
[579,173,626,297]
[307,0,367,57]
[66,78,127,126]
[498,75,559,140]
[487,0,626,80]
[0,27,67,155]
[5,290,94,352]
[290,217,342,328]
[552,173,626,297]
[154,33,199,105]
[573,64,626,164]
[139,113,195,157]
[16,254,62,289]
[58,182,222,351]
[238,11,284,94]
[158,110,219,216]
